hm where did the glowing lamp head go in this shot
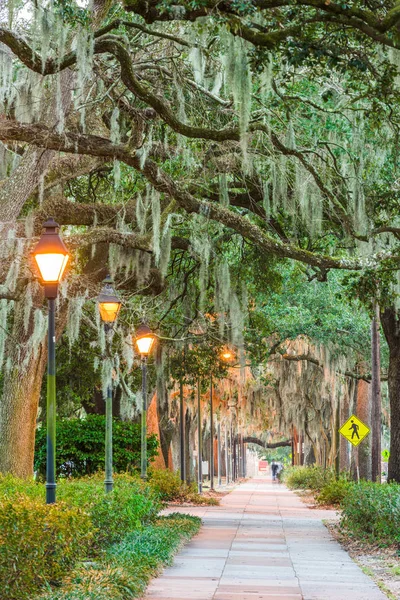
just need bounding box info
[221,350,234,361]
[33,218,69,298]
[97,276,122,324]
[135,323,156,357]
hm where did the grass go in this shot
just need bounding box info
[38,513,201,599]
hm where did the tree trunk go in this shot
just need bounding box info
[0,342,47,478]
[357,379,372,480]
[340,380,352,472]
[381,307,400,482]
[0,289,69,477]
[371,301,382,482]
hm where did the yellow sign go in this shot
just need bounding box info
[339,415,370,447]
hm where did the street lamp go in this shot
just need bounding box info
[97,275,121,493]
[134,323,156,479]
[33,218,69,504]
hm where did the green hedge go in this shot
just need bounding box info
[34,415,159,478]
[340,481,400,545]
[0,474,162,599]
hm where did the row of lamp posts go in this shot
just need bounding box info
[33,219,243,503]
[33,219,155,504]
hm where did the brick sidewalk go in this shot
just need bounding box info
[145,478,387,600]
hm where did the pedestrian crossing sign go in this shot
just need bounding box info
[339,415,370,447]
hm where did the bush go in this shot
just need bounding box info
[341,481,400,545]
[282,465,335,491]
[148,469,219,505]
[148,469,193,501]
[57,474,162,546]
[0,474,162,598]
[316,477,354,506]
[0,496,93,600]
[34,415,159,478]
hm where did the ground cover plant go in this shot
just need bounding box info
[38,513,201,600]
[0,473,200,599]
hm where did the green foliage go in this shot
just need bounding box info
[56,474,162,546]
[34,415,159,478]
[169,342,229,385]
[39,514,201,600]
[315,476,354,506]
[0,474,163,599]
[341,482,400,545]
[148,469,219,505]
[0,496,93,600]
[282,465,335,491]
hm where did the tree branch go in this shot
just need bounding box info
[0,119,364,272]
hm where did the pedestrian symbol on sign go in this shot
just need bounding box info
[349,420,360,441]
[339,415,370,447]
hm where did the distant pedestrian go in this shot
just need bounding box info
[271,461,279,481]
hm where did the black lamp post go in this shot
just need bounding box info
[97,275,121,493]
[134,323,156,480]
[33,218,69,504]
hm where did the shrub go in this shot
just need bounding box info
[148,469,219,505]
[56,474,162,546]
[34,415,159,478]
[316,477,354,506]
[0,474,163,598]
[0,496,93,600]
[340,481,400,545]
[148,468,191,501]
[282,465,335,491]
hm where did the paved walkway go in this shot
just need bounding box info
[145,478,387,600]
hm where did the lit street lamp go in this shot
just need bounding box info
[135,323,156,480]
[33,218,69,504]
[97,276,121,493]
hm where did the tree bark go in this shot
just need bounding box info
[356,379,372,480]
[0,291,67,477]
[381,306,400,482]
[371,301,382,482]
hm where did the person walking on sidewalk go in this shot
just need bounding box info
[271,461,279,481]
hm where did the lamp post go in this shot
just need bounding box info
[220,349,234,486]
[197,378,203,493]
[97,275,121,493]
[135,323,156,480]
[210,374,214,491]
[179,379,185,482]
[217,422,222,486]
[33,218,69,504]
